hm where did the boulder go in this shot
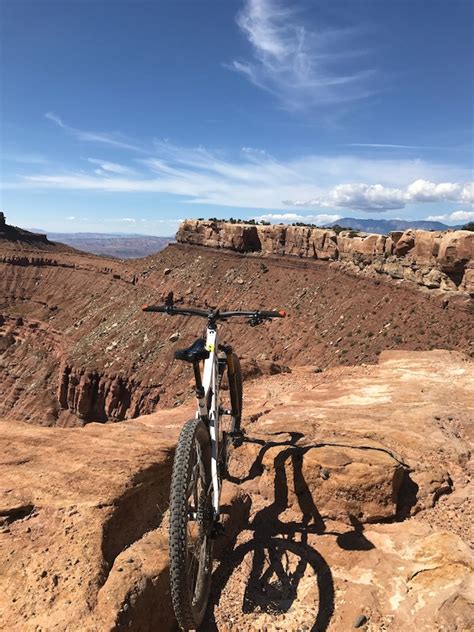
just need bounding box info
[395,230,416,256]
[412,230,444,263]
[437,230,474,272]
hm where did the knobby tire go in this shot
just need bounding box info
[169,418,213,630]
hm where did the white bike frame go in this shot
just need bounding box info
[195,326,221,518]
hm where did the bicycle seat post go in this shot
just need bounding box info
[192,361,204,399]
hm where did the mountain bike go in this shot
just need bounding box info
[142,292,286,630]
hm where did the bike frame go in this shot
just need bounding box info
[141,298,286,525]
[195,325,221,518]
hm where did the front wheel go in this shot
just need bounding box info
[169,418,213,630]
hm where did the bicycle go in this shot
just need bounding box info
[142,292,286,630]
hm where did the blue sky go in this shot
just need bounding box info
[1,0,473,235]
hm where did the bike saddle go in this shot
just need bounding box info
[174,337,210,363]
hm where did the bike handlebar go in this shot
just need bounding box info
[141,304,286,321]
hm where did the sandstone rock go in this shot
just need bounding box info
[175,221,473,295]
[383,259,404,279]
[461,266,474,295]
[388,230,403,245]
[412,229,443,262]
[283,225,312,257]
[57,365,161,423]
[0,407,187,631]
[256,443,404,522]
[1,350,472,631]
[421,267,442,288]
[438,230,474,273]
[395,230,416,256]
[309,228,338,260]
[256,224,286,255]
[338,232,386,261]
[177,219,261,252]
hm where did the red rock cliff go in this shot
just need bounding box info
[176,220,474,295]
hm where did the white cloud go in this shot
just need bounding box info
[290,183,406,211]
[288,179,474,212]
[426,210,474,224]
[229,0,374,109]
[405,179,462,202]
[461,182,474,204]
[253,212,341,224]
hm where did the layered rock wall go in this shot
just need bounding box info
[177,220,474,295]
[57,364,161,423]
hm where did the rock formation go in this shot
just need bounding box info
[176,220,474,295]
[1,350,472,630]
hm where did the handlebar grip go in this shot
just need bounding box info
[259,309,287,318]
[141,304,168,312]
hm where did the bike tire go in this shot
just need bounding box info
[169,418,213,630]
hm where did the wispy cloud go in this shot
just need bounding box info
[7,115,473,216]
[229,0,375,109]
[5,153,51,165]
[348,143,436,150]
[87,158,136,175]
[45,112,144,152]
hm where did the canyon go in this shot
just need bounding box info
[1,217,472,427]
[0,215,473,631]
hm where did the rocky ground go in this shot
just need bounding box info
[1,350,472,631]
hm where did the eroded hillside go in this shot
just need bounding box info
[1,220,473,425]
[1,351,472,631]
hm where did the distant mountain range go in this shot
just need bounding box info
[327,218,461,234]
[27,230,174,259]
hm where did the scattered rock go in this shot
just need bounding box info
[353,614,367,628]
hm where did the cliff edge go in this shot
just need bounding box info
[177,220,474,296]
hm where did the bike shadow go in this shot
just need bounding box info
[203,432,375,631]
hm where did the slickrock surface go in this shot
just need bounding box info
[177,220,474,295]
[1,350,472,631]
